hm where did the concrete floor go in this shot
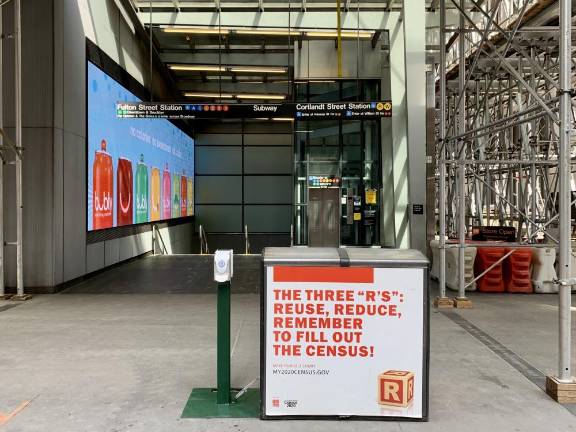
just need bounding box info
[1,255,575,431]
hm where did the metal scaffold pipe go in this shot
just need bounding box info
[557,0,572,383]
[15,0,23,298]
[438,0,447,300]
[457,0,466,301]
[336,0,342,78]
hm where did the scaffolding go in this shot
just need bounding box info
[435,0,575,391]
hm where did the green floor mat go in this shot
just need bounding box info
[181,388,260,418]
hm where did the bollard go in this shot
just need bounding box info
[214,250,234,405]
[217,279,231,404]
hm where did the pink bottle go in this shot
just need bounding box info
[162,163,171,219]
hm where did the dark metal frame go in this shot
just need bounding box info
[293,79,383,246]
[85,38,195,243]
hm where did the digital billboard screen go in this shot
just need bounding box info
[87,60,194,231]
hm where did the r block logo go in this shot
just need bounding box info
[378,370,415,407]
[271,398,280,408]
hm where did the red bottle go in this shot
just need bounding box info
[117,157,133,226]
[92,139,114,229]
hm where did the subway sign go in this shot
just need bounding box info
[308,175,341,187]
[116,101,392,120]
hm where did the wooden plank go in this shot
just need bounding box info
[434,297,455,308]
[545,376,576,403]
[454,297,473,309]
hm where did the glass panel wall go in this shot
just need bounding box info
[293,79,382,246]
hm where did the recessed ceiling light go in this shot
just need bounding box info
[306,30,373,39]
[230,66,287,74]
[169,65,226,72]
[184,92,234,98]
[236,94,286,100]
[163,27,230,35]
[236,29,302,36]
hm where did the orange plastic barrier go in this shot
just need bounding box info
[474,248,506,292]
[504,248,533,293]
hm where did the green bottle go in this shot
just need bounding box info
[172,173,181,218]
[135,154,149,223]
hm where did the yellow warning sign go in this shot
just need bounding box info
[353,212,362,221]
[365,189,377,204]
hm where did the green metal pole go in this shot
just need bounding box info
[217,280,231,404]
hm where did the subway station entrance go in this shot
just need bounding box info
[191,77,387,252]
[293,80,382,247]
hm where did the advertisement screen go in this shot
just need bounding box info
[87,60,194,231]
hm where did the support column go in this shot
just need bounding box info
[454,0,471,309]
[435,0,453,308]
[402,0,426,254]
[12,0,29,301]
[546,0,576,403]
[0,4,5,300]
[388,12,410,249]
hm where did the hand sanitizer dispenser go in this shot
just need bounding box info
[214,249,234,282]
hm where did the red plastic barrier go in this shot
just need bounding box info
[504,248,533,293]
[475,248,506,292]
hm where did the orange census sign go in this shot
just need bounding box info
[273,266,374,284]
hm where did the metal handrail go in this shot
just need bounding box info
[290,224,294,246]
[153,224,168,255]
[244,225,251,255]
[199,225,210,255]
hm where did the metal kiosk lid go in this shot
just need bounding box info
[263,247,429,268]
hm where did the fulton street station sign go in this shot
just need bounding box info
[116,101,392,120]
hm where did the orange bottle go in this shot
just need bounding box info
[181,172,187,216]
[150,167,161,221]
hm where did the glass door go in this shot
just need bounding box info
[293,79,382,246]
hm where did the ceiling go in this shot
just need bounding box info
[122,0,570,101]
[124,0,394,101]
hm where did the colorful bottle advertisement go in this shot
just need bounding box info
[117,157,133,226]
[92,139,114,229]
[181,173,187,217]
[150,167,161,222]
[87,60,194,231]
[187,177,194,216]
[172,173,181,218]
[162,163,172,220]
[135,154,149,223]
